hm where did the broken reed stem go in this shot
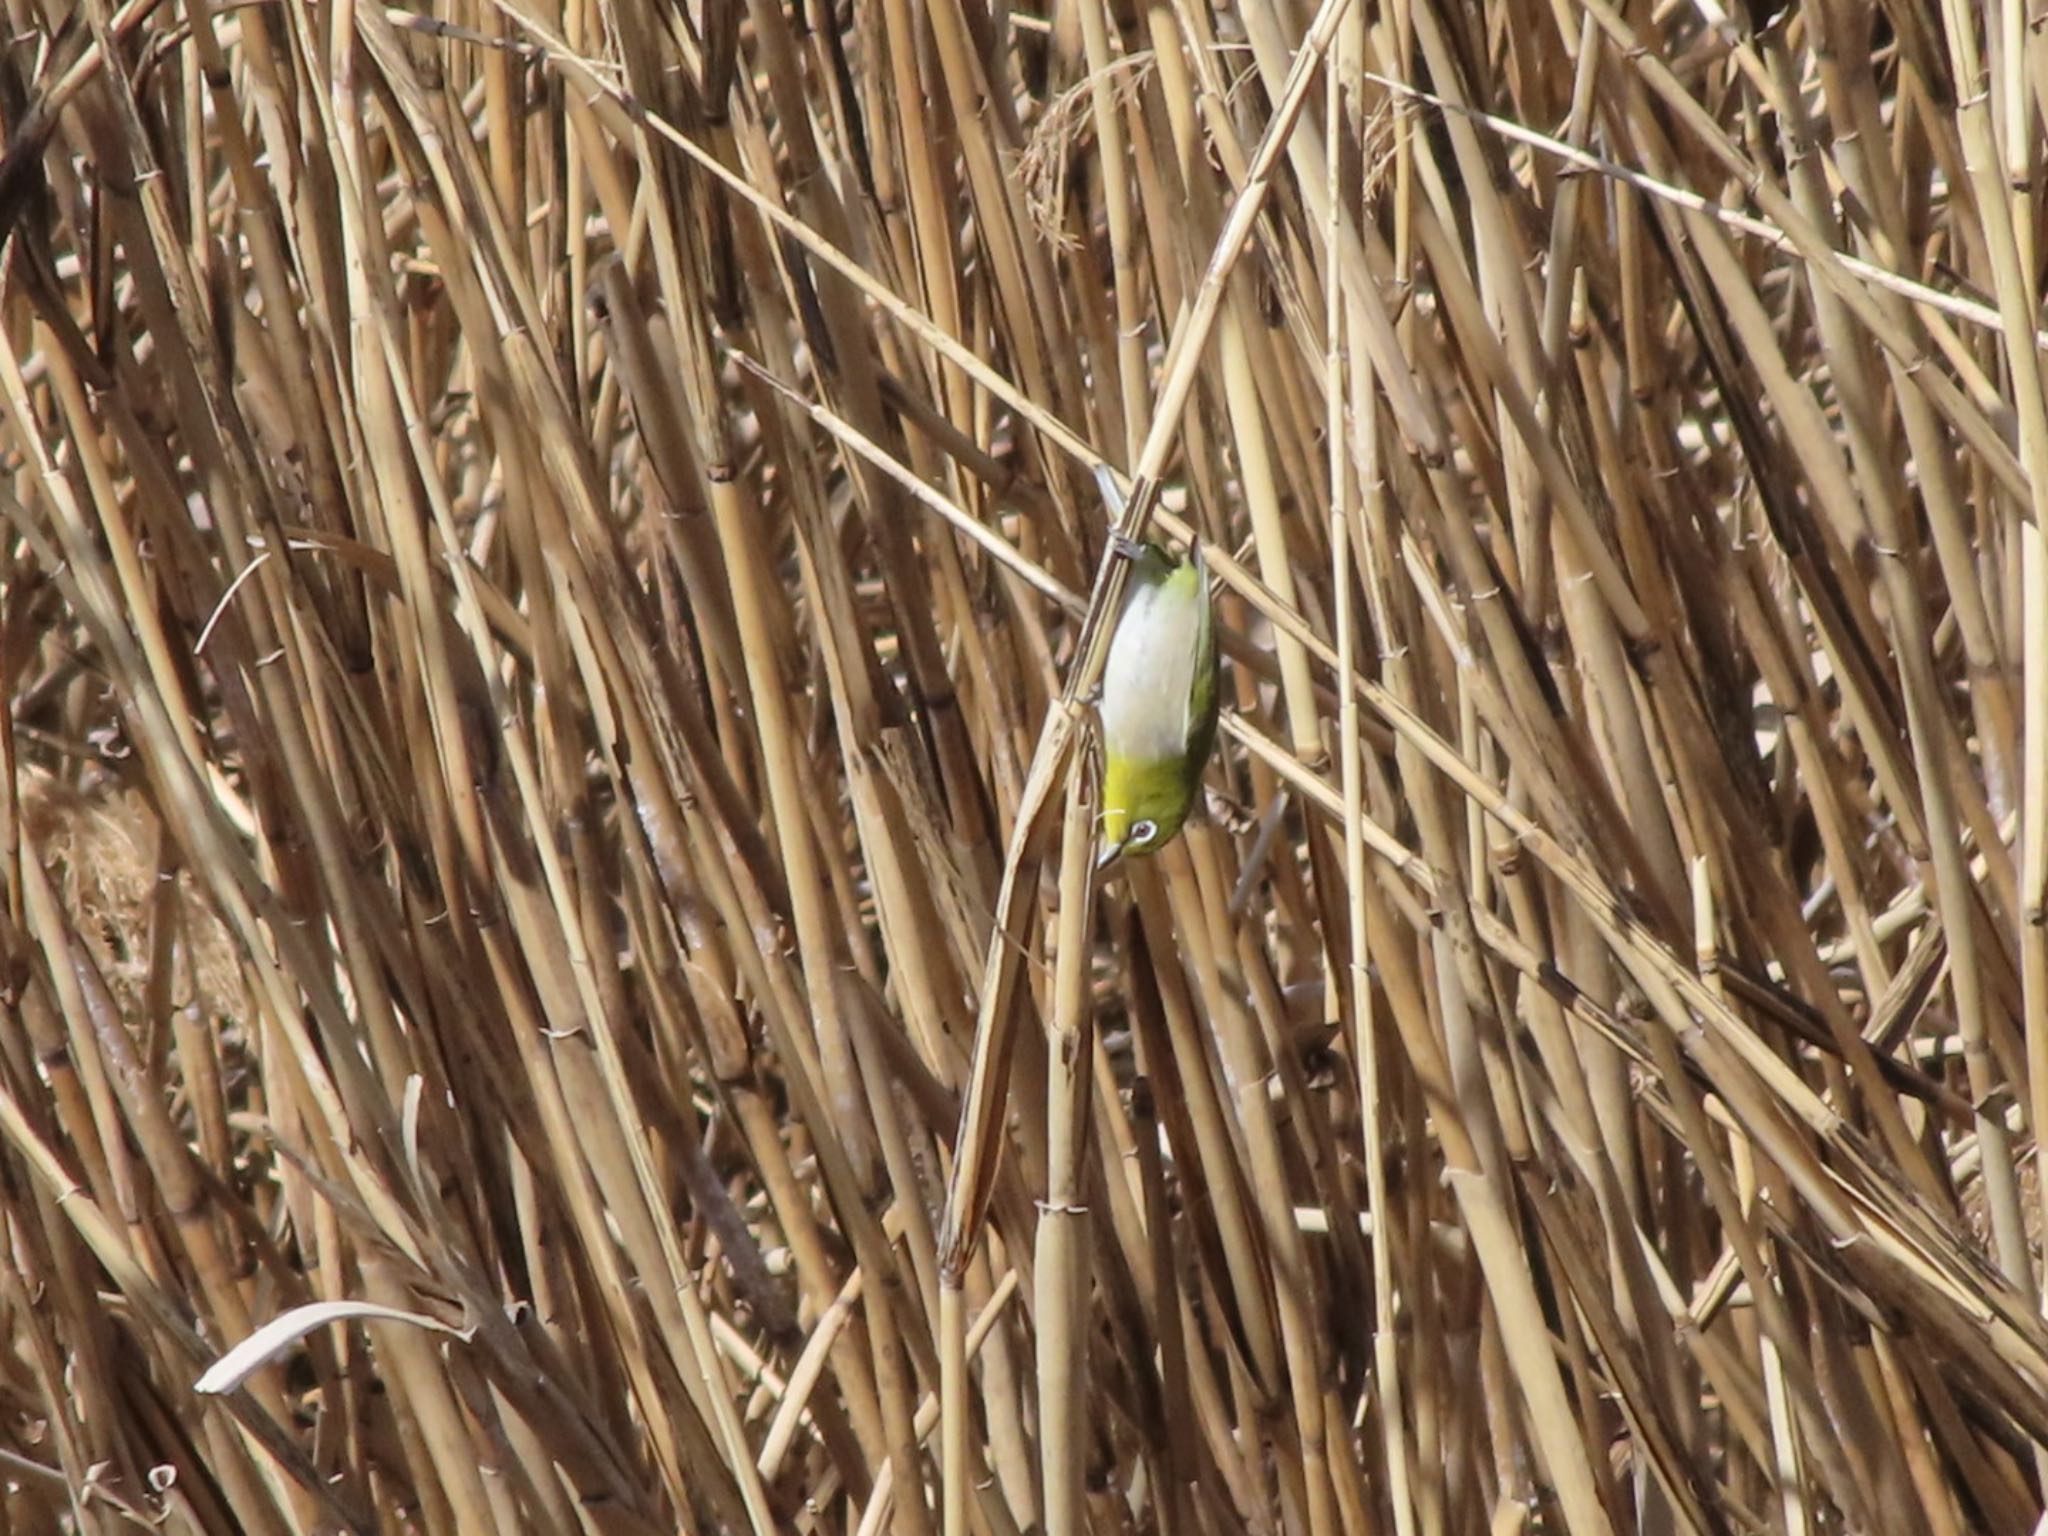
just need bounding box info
[1,0,2045,1533]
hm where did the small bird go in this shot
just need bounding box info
[1097,537,1220,867]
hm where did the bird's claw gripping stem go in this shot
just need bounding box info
[1093,463,1146,564]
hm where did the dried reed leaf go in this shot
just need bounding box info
[2,0,2044,1531]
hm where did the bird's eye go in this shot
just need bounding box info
[1130,819,1158,846]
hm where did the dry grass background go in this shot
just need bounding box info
[1,0,2047,1531]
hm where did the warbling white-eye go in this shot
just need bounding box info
[1096,536,1219,867]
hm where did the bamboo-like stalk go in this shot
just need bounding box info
[1034,774,1098,1536]
[4,0,2048,1531]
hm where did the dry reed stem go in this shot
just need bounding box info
[3,0,2047,1532]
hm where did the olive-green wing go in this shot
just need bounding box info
[1182,542,1220,768]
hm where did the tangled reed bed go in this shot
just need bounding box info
[3,0,2048,1531]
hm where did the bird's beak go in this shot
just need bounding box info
[1095,839,1126,872]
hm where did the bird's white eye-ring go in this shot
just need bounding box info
[1130,818,1159,846]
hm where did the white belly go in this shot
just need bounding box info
[1101,579,1199,760]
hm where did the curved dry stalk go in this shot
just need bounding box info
[3,0,2046,1532]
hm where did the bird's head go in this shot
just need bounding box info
[1097,755,1196,868]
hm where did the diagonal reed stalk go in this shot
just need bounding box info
[2,0,2047,1532]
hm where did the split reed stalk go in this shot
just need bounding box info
[3,0,2047,1532]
